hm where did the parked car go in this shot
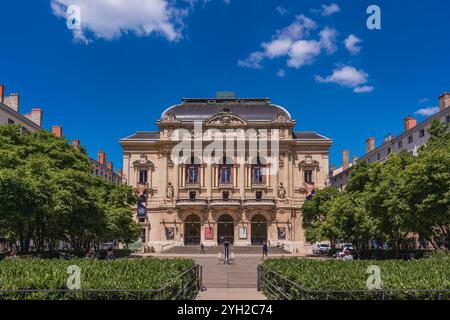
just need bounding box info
[312,243,331,255]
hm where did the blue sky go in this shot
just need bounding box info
[1,0,449,169]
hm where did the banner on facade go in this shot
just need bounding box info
[137,184,148,217]
[204,227,213,240]
[239,227,247,239]
[165,227,175,240]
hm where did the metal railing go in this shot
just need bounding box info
[0,264,202,301]
[257,264,450,300]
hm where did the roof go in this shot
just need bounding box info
[0,102,41,131]
[160,98,292,122]
[121,132,160,141]
[293,131,331,140]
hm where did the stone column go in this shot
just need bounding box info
[206,163,212,200]
[284,152,289,197]
[239,162,245,199]
[174,163,179,198]
[161,153,168,198]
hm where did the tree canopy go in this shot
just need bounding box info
[302,119,450,251]
[0,125,140,252]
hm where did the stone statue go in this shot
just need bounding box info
[166,182,174,198]
[278,182,286,199]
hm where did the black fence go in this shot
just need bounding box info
[0,264,202,300]
[257,265,450,300]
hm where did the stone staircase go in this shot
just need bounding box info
[161,245,291,254]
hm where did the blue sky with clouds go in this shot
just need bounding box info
[0,0,449,168]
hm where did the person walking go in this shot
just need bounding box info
[262,242,268,260]
[200,243,206,254]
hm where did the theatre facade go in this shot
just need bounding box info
[120,95,332,253]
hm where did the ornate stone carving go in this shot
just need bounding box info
[277,182,286,199]
[162,112,178,123]
[166,182,174,198]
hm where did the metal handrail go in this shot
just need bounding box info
[258,264,450,300]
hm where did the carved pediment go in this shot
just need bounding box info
[133,154,155,170]
[298,159,320,169]
[205,112,247,127]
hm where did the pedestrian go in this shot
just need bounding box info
[262,242,268,260]
[223,241,230,264]
[200,243,206,254]
[106,248,115,260]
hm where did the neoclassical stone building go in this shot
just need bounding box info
[120,95,332,253]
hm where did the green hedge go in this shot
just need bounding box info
[0,258,196,300]
[262,256,450,300]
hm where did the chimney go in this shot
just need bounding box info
[72,140,80,147]
[0,84,4,103]
[98,151,106,165]
[352,156,358,165]
[404,116,417,131]
[107,162,113,171]
[3,93,20,112]
[26,108,42,126]
[366,137,375,154]
[439,92,450,111]
[342,149,350,169]
[52,125,63,138]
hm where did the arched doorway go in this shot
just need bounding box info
[184,214,201,245]
[217,214,234,244]
[251,214,267,245]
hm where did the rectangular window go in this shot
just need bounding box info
[255,191,263,201]
[387,148,391,155]
[8,119,14,124]
[447,115,450,123]
[141,228,146,243]
[408,135,413,144]
[222,191,229,200]
[304,170,313,184]
[189,191,196,200]
[187,166,199,184]
[253,167,264,184]
[220,166,232,184]
[419,129,425,138]
[377,153,381,161]
[139,169,148,184]
[398,140,403,149]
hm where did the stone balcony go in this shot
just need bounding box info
[176,199,208,207]
[243,198,276,207]
[209,198,241,207]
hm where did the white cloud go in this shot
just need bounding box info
[276,6,287,16]
[51,0,229,43]
[354,86,374,93]
[319,27,338,54]
[263,39,293,58]
[287,40,322,68]
[237,51,264,69]
[414,106,439,116]
[238,15,337,70]
[316,66,372,92]
[344,34,362,54]
[277,69,286,77]
[419,97,430,104]
[321,3,340,16]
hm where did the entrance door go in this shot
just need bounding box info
[184,214,201,245]
[217,214,234,244]
[251,214,267,245]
